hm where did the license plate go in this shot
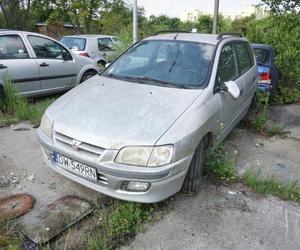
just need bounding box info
[52,152,97,181]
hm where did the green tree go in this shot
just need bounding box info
[0,0,34,29]
[231,14,256,35]
[262,0,300,15]
[196,15,212,33]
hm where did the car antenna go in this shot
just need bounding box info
[173,33,179,40]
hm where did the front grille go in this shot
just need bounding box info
[98,173,108,185]
[55,132,105,158]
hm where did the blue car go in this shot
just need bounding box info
[251,44,279,92]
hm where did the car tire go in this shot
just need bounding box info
[0,86,4,111]
[80,70,97,83]
[181,140,206,193]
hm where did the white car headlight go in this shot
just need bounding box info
[148,145,173,167]
[40,113,52,138]
[115,145,173,167]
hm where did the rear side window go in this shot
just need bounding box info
[217,44,238,83]
[98,38,113,48]
[98,39,113,51]
[60,37,86,51]
[253,48,270,65]
[234,42,254,73]
[0,35,29,59]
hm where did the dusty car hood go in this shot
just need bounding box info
[47,75,203,149]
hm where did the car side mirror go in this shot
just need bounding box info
[224,81,241,100]
[105,63,110,68]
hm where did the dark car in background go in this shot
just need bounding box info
[251,44,279,92]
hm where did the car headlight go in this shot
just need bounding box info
[115,145,173,167]
[40,113,52,138]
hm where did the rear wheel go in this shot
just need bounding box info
[80,70,97,83]
[181,140,206,193]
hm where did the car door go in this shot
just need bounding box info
[27,35,78,91]
[215,43,245,137]
[234,42,257,107]
[0,34,40,95]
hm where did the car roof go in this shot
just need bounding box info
[251,43,273,49]
[0,29,66,42]
[61,34,115,39]
[144,33,248,45]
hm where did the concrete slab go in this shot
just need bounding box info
[19,195,93,244]
[122,184,300,250]
[228,129,300,182]
[225,103,300,182]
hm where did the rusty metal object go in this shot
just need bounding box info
[0,194,34,222]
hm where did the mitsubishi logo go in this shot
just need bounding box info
[72,139,82,151]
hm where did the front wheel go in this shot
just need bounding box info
[181,140,206,193]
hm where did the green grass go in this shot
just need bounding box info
[59,198,169,250]
[243,171,300,203]
[106,201,153,241]
[0,80,57,126]
[0,220,27,250]
[203,139,238,183]
[87,236,108,250]
[266,123,289,138]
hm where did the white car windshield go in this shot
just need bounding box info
[103,40,214,88]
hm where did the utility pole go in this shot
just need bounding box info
[133,0,138,43]
[212,0,219,34]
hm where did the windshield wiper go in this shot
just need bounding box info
[102,73,134,81]
[103,74,192,89]
[132,76,191,89]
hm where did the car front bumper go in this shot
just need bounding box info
[37,129,193,203]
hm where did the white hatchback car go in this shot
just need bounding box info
[60,35,120,67]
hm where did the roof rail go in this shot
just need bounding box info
[217,32,243,40]
[154,30,190,36]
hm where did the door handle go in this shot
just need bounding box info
[0,64,7,69]
[40,62,49,67]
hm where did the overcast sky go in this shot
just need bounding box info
[134,0,262,17]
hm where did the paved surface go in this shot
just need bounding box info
[228,102,300,182]
[1,103,300,249]
[122,184,300,250]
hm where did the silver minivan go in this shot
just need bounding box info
[38,32,258,203]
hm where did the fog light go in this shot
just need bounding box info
[124,181,151,192]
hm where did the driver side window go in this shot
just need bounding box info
[216,44,238,84]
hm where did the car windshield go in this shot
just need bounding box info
[102,40,214,88]
[253,48,270,65]
[60,37,86,51]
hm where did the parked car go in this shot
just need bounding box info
[251,43,279,92]
[0,30,99,107]
[38,32,258,203]
[60,35,121,67]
